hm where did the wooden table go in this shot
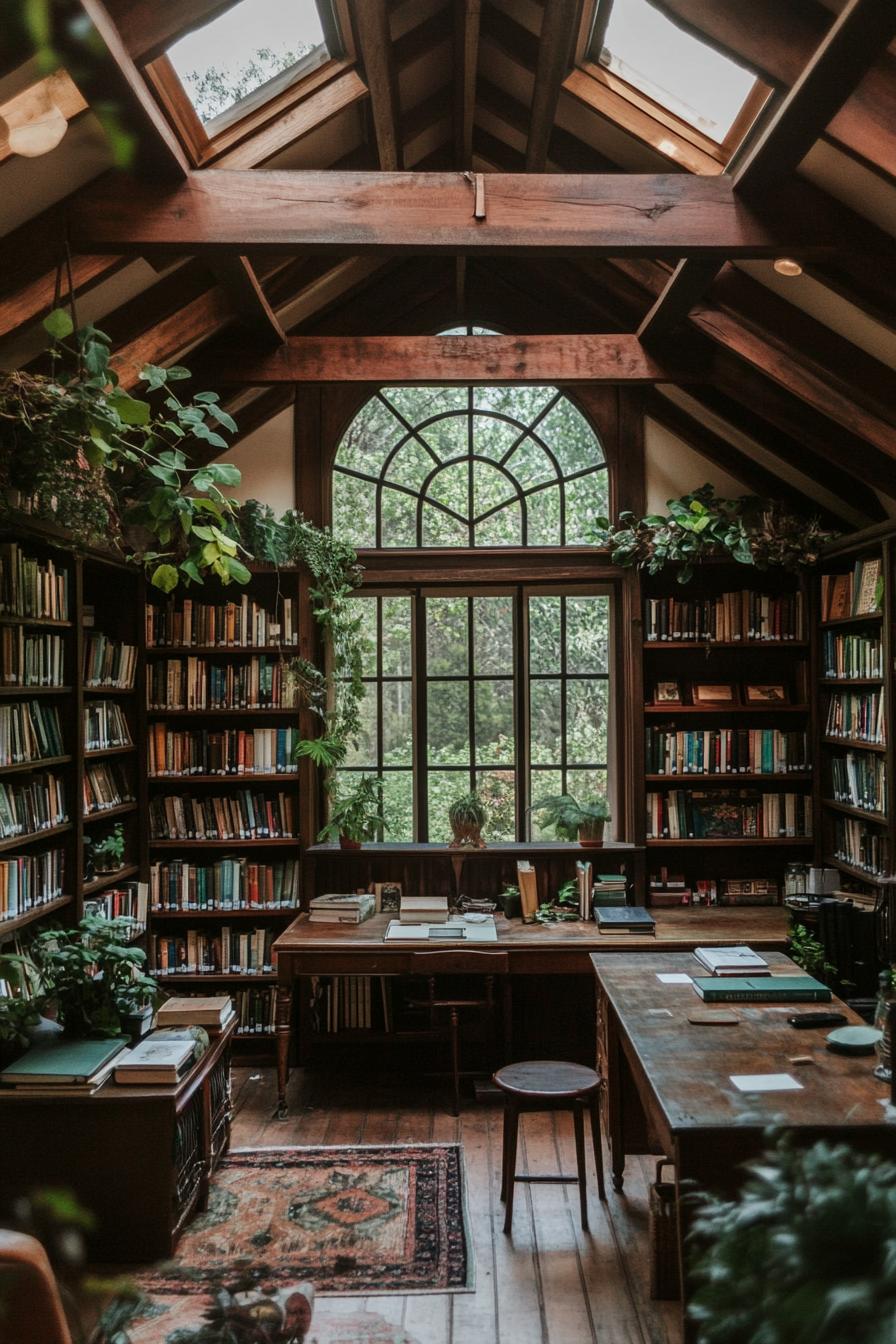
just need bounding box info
[0,1019,235,1262]
[591,951,896,1337]
[272,907,790,1115]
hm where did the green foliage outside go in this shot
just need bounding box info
[180,47,315,124]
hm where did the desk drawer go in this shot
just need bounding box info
[288,954,413,976]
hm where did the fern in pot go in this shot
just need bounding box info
[448,792,487,848]
[531,794,611,847]
[318,775,387,850]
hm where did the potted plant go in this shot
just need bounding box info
[31,915,160,1039]
[0,949,60,1065]
[448,792,487,848]
[530,794,611,847]
[317,775,387,850]
[87,822,126,877]
[688,1132,896,1344]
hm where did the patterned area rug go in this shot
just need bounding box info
[138,1145,472,1298]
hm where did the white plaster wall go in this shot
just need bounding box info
[644,417,744,513]
[226,404,296,511]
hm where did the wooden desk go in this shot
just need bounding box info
[0,1019,235,1262]
[591,951,896,1337]
[272,907,790,1115]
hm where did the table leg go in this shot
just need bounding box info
[606,1012,626,1192]
[274,984,292,1120]
[501,978,513,1063]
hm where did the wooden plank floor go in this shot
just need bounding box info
[231,1065,682,1344]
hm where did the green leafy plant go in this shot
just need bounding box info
[241,501,367,772]
[317,775,387,847]
[0,313,250,594]
[448,792,487,847]
[30,916,160,1039]
[159,1271,313,1343]
[88,823,126,874]
[688,1132,896,1344]
[591,485,836,584]
[535,879,580,924]
[788,923,836,982]
[530,794,611,843]
[0,950,43,1052]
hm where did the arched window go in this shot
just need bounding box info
[333,343,608,548]
[329,330,614,843]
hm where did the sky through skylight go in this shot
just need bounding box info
[168,0,327,124]
[597,0,756,142]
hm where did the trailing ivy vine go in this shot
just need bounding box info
[591,485,836,584]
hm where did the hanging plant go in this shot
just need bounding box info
[0,310,251,593]
[591,485,836,584]
[241,501,367,769]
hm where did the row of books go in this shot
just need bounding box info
[0,701,64,767]
[157,989,275,1036]
[233,985,277,1034]
[145,596,298,649]
[147,656,300,711]
[834,817,889,877]
[147,726,300,777]
[150,925,276,975]
[83,633,137,689]
[85,701,132,752]
[148,791,297,841]
[649,873,780,906]
[0,544,69,620]
[820,559,882,621]
[647,790,813,839]
[1,629,65,686]
[83,761,134,815]
[0,848,64,921]
[821,631,882,681]
[150,857,300,910]
[829,752,887,815]
[644,591,804,643]
[645,728,811,776]
[0,772,66,839]
[84,880,148,929]
[824,690,886,744]
[311,975,389,1034]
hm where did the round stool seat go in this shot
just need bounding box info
[493,1059,600,1101]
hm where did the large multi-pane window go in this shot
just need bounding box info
[332,358,613,842]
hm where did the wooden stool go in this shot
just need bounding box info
[493,1060,606,1233]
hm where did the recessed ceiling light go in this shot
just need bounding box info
[774,258,803,277]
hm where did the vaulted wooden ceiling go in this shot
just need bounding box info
[2,0,895,530]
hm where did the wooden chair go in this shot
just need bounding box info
[407,949,510,1115]
[494,1059,606,1233]
[0,1230,72,1344]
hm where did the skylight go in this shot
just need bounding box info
[593,0,757,143]
[167,0,329,127]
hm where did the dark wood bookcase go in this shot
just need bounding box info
[639,562,813,909]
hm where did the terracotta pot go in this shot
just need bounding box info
[339,834,362,851]
[577,819,605,848]
[449,823,486,849]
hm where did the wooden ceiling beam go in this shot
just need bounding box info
[639,0,896,342]
[352,0,403,169]
[644,390,858,530]
[652,0,896,183]
[209,256,286,345]
[526,0,581,170]
[453,0,481,168]
[69,170,841,257]
[201,333,703,384]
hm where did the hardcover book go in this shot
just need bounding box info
[692,975,831,1003]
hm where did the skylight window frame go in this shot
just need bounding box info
[144,0,354,168]
[578,0,771,169]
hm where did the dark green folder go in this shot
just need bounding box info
[1,1037,129,1084]
[692,975,831,1003]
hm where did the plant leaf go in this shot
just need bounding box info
[150,563,179,593]
[43,308,74,340]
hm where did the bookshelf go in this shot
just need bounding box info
[639,563,813,909]
[143,570,305,1052]
[815,526,895,926]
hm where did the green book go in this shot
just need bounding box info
[1,1037,129,1085]
[692,975,831,1003]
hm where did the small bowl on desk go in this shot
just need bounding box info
[825,1025,881,1056]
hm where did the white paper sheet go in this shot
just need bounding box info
[730,1073,803,1093]
[657,973,692,984]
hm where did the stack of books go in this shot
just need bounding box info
[821,559,881,620]
[649,870,691,907]
[693,946,769,977]
[156,994,236,1033]
[596,906,655,934]
[0,1037,129,1095]
[309,893,376,925]
[114,1033,199,1085]
[591,871,627,908]
[399,894,448,924]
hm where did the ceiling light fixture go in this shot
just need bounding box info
[773,257,803,277]
[1,99,68,157]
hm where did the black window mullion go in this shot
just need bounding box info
[467,595,476,795]
[413,590,428,841]
[516,585,528,840]
[560,596,568,796]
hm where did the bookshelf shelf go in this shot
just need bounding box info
[820,613,882,627]
[146,708,300,717]
[821,799,888,825]
[80,864,140,897]
[0,754,73,776]
[146,645,294,656]
[0,616,73,629]
[0,894,73,936]
[0,685,72,697]
[643,640,809,650]
[85,744,137,760]
[824,855,893,887]
[83,801,138,825]
[646,837,814,848]
[819,678,883,687]
[0,821,72,854]
[83,685,137,696]
[645,773,812,784]
[150,907,299,919]
[152,971,278,982]
[644,704,808,715]
[147,773,298,784]
[821,736,886,754]
[149,838,299,848]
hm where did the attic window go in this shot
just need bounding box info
[167,0,332,129]
[591,0,759,144]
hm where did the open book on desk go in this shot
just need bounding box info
[384,918,498,943]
